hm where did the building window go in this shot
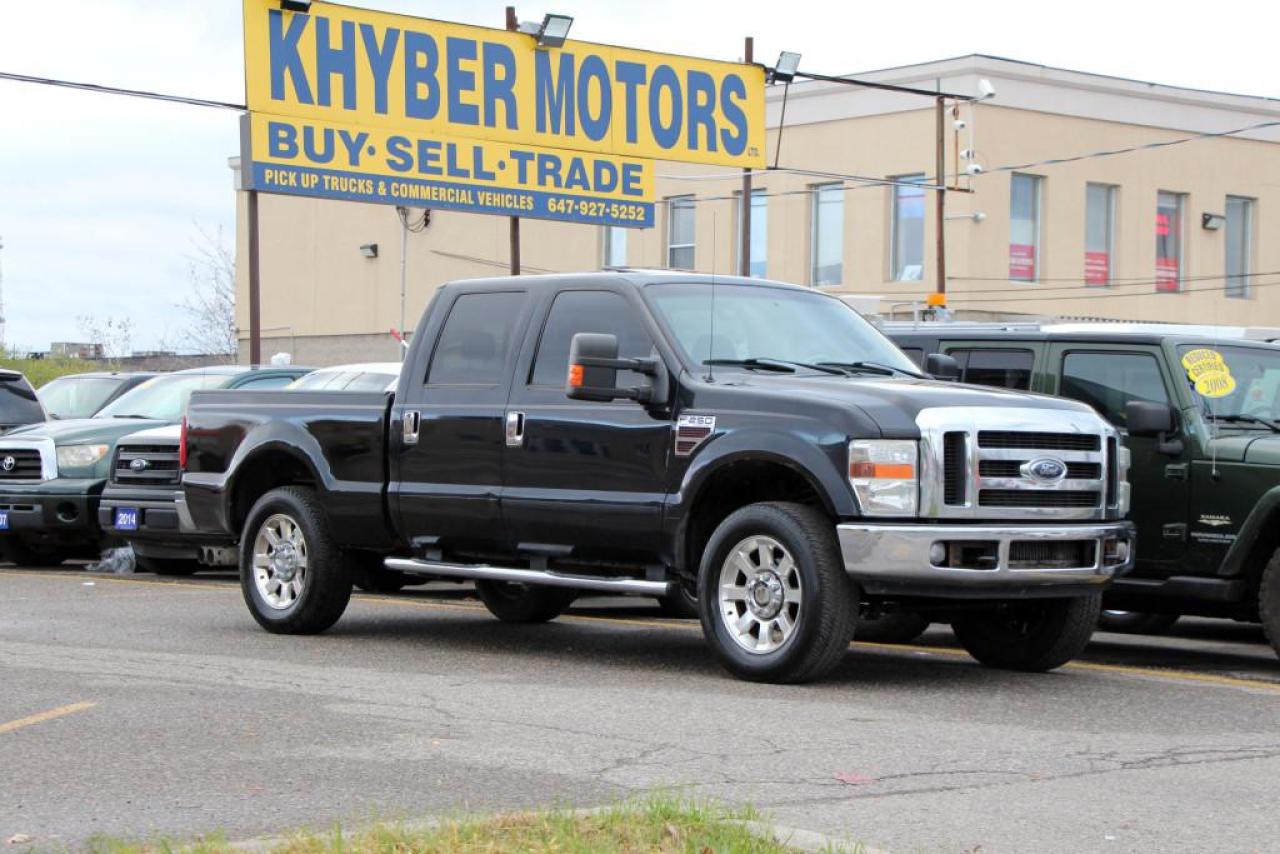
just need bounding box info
[737,189,767,278]
[1085,183,1117,287]
[1009,174,1042,282]
[666,196,695,270]
[811,183,844,286]
[602,226,627,268]
[891,174,926,281]
[1155,191,1185,292]
[1225,195,1254,299]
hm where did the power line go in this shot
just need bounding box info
[0,70,244,111]
[946,275,1280,303]
[946,269,1280,295]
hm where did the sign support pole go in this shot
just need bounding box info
[248,188,262,364]
[506,6,521,276]
[934,95,947,298]
[739,37,753,278]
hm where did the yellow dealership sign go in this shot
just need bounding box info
[241,0,765,227]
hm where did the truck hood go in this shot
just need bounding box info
[1,417,169,446]
[708,373,1099,437]
[1204,432,1280,465]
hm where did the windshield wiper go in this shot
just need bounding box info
[818,360,926,379]
[1205,413,1280,433]
[702,358,847,376]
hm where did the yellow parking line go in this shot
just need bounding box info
[6,570,1278,694]
[0,701,96,734]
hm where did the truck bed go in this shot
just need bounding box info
[182,389,396,549]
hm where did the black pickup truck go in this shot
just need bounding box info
[182,271,1133,683]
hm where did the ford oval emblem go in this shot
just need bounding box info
[1021,457,1067,482]
[129,458,150,472]
[1,456,14,472]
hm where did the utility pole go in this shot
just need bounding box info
[739,37,754,277]
[0,236,6,352]
[506,6,521,276]
[934,96,947,298]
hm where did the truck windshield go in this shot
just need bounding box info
[646,282,917,375]
[95,374,231,421]
[1178,344,1280,423]
[38,376,124,419]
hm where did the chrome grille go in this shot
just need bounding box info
[113,443,181,486]
[918,407,1121,522]
[0,449,42,480]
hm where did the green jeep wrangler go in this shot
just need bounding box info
[887,323,1280,659]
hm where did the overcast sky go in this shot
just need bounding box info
[2,0,1277,353]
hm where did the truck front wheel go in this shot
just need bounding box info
[240,487,352,634]
[699,502,855,683]
[475,580,577,623]
[951,593,1102,672]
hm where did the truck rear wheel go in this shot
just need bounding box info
[1259,549,1280,662]
[952,593,1102,672]
[699,502,855,683]
[475,580,577,623]
[240,487,352,634]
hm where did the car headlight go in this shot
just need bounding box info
[848,439,918,517]
[56,444,110,471]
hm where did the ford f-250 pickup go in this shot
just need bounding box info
[181,271,1134,683]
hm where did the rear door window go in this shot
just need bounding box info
[1060,351,1169,425]
[949,348,1034,390]
[427,291,526,386]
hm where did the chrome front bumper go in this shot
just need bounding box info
[838,521,1134,596]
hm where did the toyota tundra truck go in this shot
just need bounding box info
[181,271,1133,683]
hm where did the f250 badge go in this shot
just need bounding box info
[675,415,716,456]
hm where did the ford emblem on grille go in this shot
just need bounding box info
[129,458,150,472]
[1021,457,1067,482]
[1,456,14,472]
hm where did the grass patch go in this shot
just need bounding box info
[0,356,109,388]
[81,794,837,853]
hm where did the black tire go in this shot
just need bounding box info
[475,580,577,623]
[1097,610,1180,635]
[856,611,931,645]
[952,593,1102,672]
[135,556,200,576]
[239,487,352,634]
[1260,549,1280,662]
[657,582,699,619]
[698,502,855,684]
[0,538,70,567]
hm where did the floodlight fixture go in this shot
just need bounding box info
[976,78,997,99]
[1202,212,1226,230]
[770,51,802,83]
[280,0,312,12]
[534,14,574,48]
[359,243,379,259]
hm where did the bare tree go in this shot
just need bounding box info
[176,225,237,359]
[75,315,134,359]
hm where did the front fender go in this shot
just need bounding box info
[1219,484,1280,579]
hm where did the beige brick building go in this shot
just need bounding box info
[233,55,1280,365]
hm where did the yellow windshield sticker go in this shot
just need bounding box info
[1181,348,1226,380]
[1194,370,1237,398]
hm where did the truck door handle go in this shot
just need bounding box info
[506,411,525,447]
[402,410,420,445]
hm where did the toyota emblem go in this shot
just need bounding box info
[1,456,14,472]
[129,458,150,472]
[1021,457,1068,482]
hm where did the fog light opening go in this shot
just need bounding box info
[929,542,947,565]
[1104,537,1129,565]
[56,503,79,523]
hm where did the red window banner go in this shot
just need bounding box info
[1085,251,1110,286]
[1156,258,1179,292]
[1010,243,1036,280]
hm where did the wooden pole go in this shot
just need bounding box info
[935,96,947,297]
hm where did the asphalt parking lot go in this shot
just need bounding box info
[2,566,1278,853]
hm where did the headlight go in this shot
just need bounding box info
[56,444,110,471]
[848,439,918,517]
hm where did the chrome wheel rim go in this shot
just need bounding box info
[252,513,308,610]
[718,535,803,655]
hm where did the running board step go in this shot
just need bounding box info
[384,557,672,596]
